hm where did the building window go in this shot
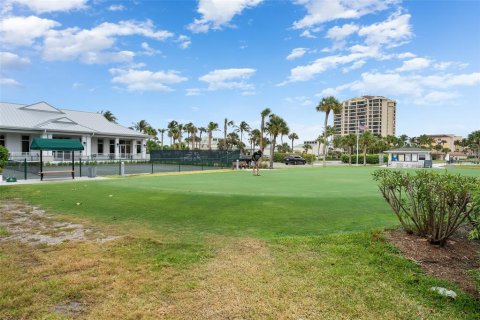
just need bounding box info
[392,154,398,161]
[0,134,5,146]
[22,135,30,153]
[98,140,104,154]
[136,141,142,154]
[110,139,115,154]
[412,154,418,162]
[419,154,426,161]
[398,154,405,162]
[405,154,411,162]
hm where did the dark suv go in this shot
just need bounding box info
[284,155,306,165]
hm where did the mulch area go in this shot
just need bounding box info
[385,228,480,299]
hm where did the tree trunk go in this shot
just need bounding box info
[291,139,294,152]
[270,136,276,169]
[323,112,329,167]
[208,132,212,150]
[363,145,367,166]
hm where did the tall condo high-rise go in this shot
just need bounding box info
[333,96,396,137]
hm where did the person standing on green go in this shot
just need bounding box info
[252,150,262,176]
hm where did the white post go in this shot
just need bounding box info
[236,159,239,170]
[356,120,359,166]
[141,139,147,159]
[114,138,119,160]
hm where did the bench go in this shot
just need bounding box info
[39,170,75,181]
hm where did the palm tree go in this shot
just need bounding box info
[177,123,184,146]
[467,130,480,160]
[198,127,207,149]
[359,131,375,166]
[280,124,290,145]
[260,108,271,153]
[288,133,299,152]
[303,144,312,154]
[101,110,117,123]
[249,129,261,153]
[158,129,166,148]
[321,125,335,158]
[131,120,150,133]
[416,134,434,149]
[207,122,219,150]
[316,135,325,157]
[316,96,343,167]
[399,134,409,147]
[344,134,357,165]
[167,120,178,145]
[266,114,288,169]
[238,121,251,144]
[223,118,234,149]
[184,122,196,150]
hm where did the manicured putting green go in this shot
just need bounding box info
[4,166,398,238]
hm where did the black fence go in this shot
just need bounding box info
[2,155,237,181]
[150,150,241,167]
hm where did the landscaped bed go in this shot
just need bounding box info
[1,167,479,319]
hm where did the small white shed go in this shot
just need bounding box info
[385,147,431,168]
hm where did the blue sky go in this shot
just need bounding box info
[1,0,479,141]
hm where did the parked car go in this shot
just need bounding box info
[284,155,306,165]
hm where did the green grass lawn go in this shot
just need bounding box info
[1,166,479,319]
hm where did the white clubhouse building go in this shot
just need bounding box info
[0,101,149,162]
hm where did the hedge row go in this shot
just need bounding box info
[272,152,316,164]
[341,154,388,164]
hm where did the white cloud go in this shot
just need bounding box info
[0,15,60,47]
[285,96,313,106]
[0,51,30,69]
[358,12,412,47]
[396,57,431,72]
[326,23,359,41]
[110,67,187,92]
[396,52,416,59]
[434,61,468,71]
[42,20,173,63]
[342,59,366,73]
[187,0,263,33]
[199,68,256,92]
[280,45,383,84]
[7,0,87,13]
[108,4,125,11]
[318,71,480,105]
[300,30,316,38]
[293,0,399,29]
[286,48,307,61]
[186,88,202,96]
[0,77,20,86]
[176,35,191,49]
[140,42,160,56]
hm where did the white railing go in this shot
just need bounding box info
[8,152,40,161]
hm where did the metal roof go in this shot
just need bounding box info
[385,147,431,153]
[0,102,149,138]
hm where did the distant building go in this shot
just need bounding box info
[426,134,463,152]
[334,96,396,137]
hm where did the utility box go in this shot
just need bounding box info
[88,166,97,178]
[423,160,433,168]
[120,161,125,175]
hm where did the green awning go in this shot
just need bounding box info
[30,138,84,151]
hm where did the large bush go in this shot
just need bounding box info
[0,145,8,174]
[341,154,387,164]
[373,169,480,246]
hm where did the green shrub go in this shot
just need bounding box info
[373,169,480,246]
[273,152,287,163]
[0,145,8,174]
[341,154,387,164]
[302,154,316,164]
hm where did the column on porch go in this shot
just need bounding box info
[131,140,135,159]
[114,138,119,159]
[103,138,109,157]
[81,135,92,159]
[141,139,147,159]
